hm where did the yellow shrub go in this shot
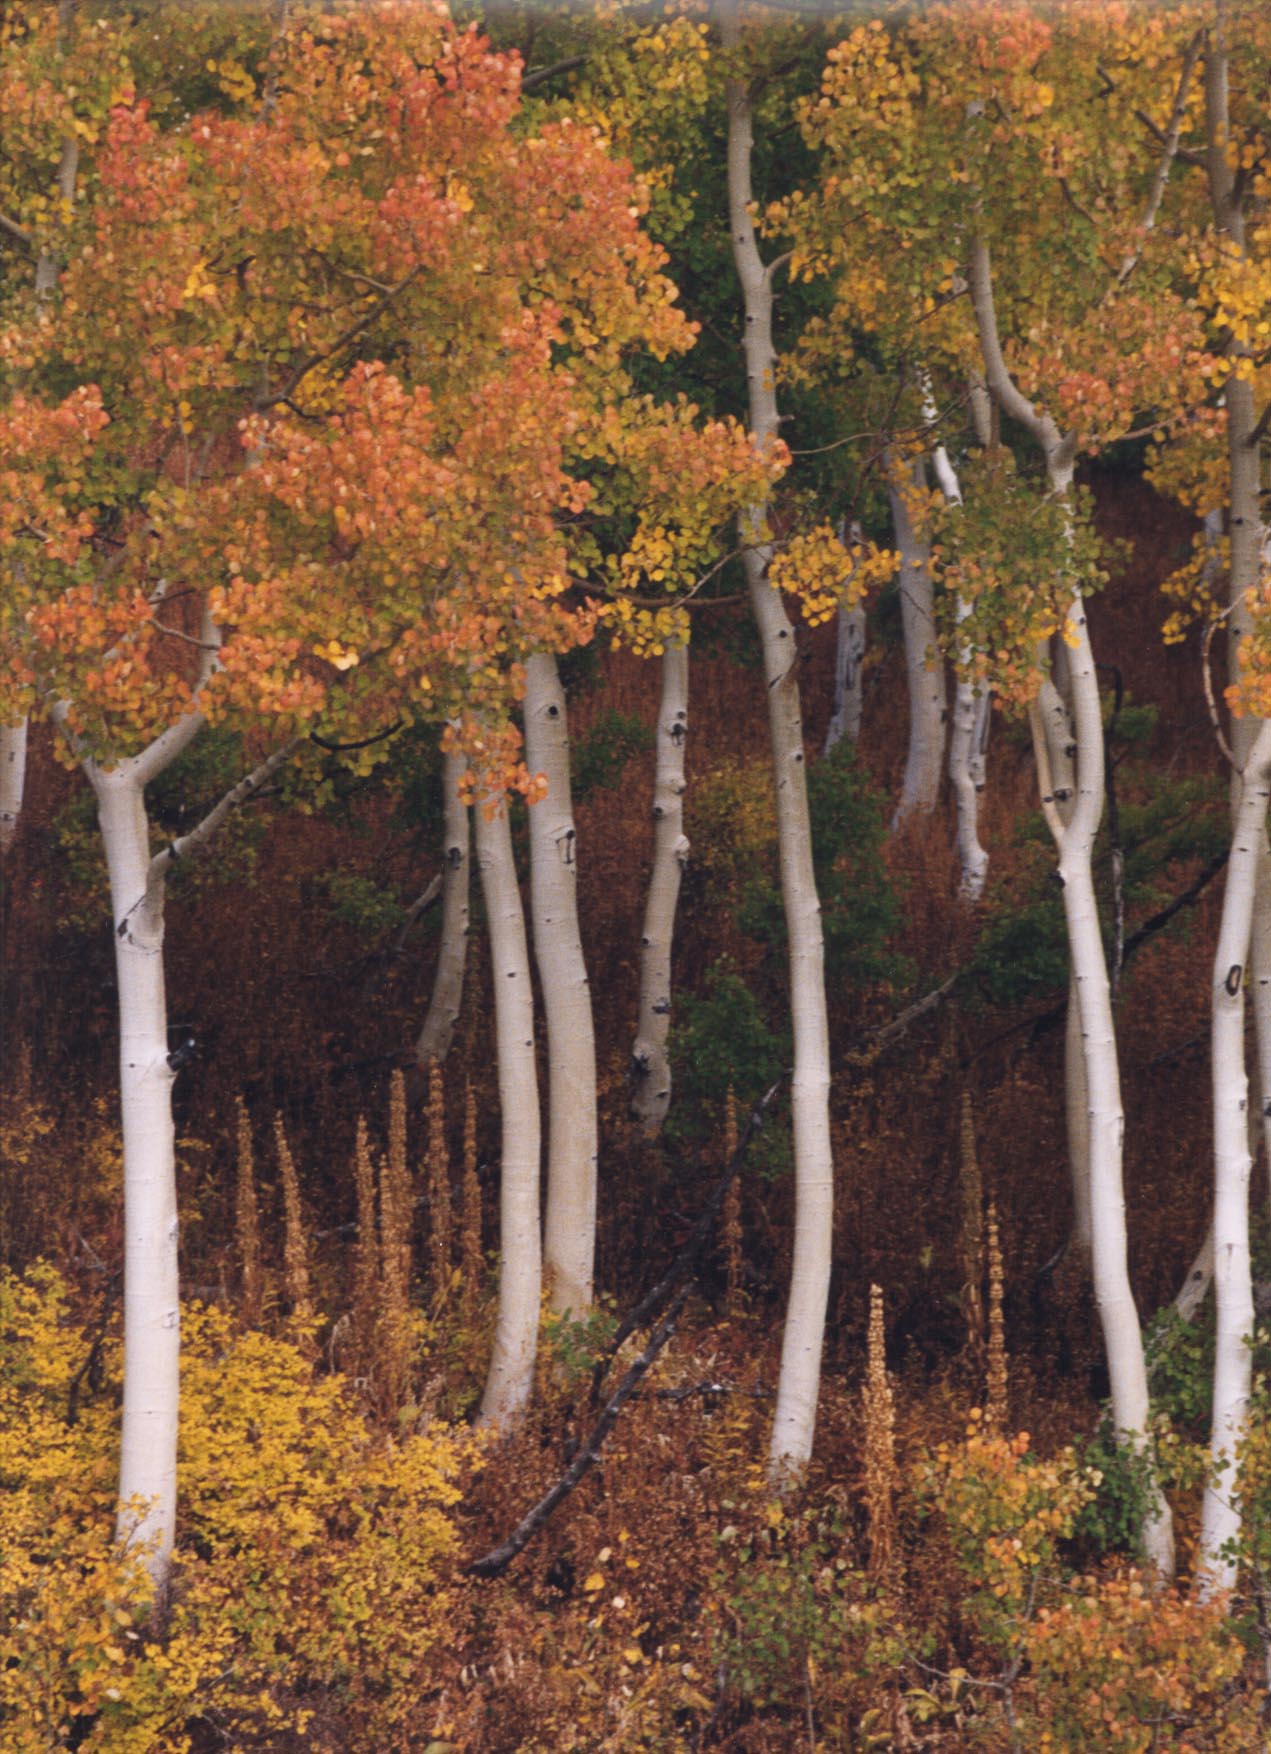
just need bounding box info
[0,1266,467,1751]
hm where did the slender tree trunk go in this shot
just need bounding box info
[631,641,690,1135]
[823,596,866,754]
[0,721,27,857]
[92,763,182,1587]
[414,746,470,1069]
[476,790,542,1427]
[890,455,946,827]
[722,0,834,1479]
[1200,719,1271,1595]
[923,392,990,899]
[971,234,1172,1574]
[523,652,597,1317]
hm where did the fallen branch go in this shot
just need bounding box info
[465,1285,690,1579]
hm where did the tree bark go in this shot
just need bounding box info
[414,746,470,1068]
[0,720,27,858]
[92,763,183,1589]
[721,0,834,1480]
[631,640,690,1135]
[923,389,990,900]
[475,790,542,1427]
[890,454,946,827]
[1199,718,1271,1596]
[524,651,597,1317]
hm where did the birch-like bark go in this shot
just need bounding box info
[414,747,470,1068]
[631,641,690,1135]
[890,455,946,827]
[971,234,1173,1575]
[1199,718,1271,1596]
[84,719,294,1591]
[475,791,542,1427]
[0,721,27,857]
[722,0,834,1479]
[93,764,182,1585]
[924,387,990,899]
[524,652,597,1317]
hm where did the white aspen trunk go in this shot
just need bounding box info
[475,790,542,1427]
[1199,719,1271,1596]
[91,762,182,1589]
[823,597,866,754]
[0,720,28,857]
[1057,588,1173,1577]
[631,641,690,1135]
[722,0,834,1480]
[923,394,990,900]
[523,652,597,1317]
[970,234,1172,1574]
[890,455,946,827]
[414,746,470,1068]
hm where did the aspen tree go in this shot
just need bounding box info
[631,639,690,1135]
[475,785,542,1429]
[720,0,835,1479]
[524,652,597,1318]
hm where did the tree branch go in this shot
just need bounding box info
[465,1284,690,1579]
[145,736,301,906]
[1116,30,1203,285]
[0,211,33,251]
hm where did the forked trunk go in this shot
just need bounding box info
[414,746,470,1068]
[722,0,834,1478]
[475,790,542,1427]
[524,652,596,1317]
[631,641,690,1135]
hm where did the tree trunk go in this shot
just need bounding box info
[475,790,542,1427]
[91,762,182,1591]
[0,720,27,857]
[924,395,990,900]
[722,0,834,1480]
[1199,718,1271,1596]
[890,455,946,827]
[823,596,866,755]
[414,746,470,1069]
[524,652,597,1317]
[970,233,1172,1574]
[631,640,690,1135]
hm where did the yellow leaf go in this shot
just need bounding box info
[583,1571,605,1593]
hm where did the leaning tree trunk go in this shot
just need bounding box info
[1199,718,1271,1596]
[475,788,543,1427]
[414,746,470,1069]
[971,233,1173,1575]
[890,454,946,828]
[631,640,690,1135]
[0,720,27,857]
[524,652,597,1318]
[722,0,834,1480]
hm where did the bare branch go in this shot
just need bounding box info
[0,211,33,251]
[1116,30,1203,286]
[145,736,301,907]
